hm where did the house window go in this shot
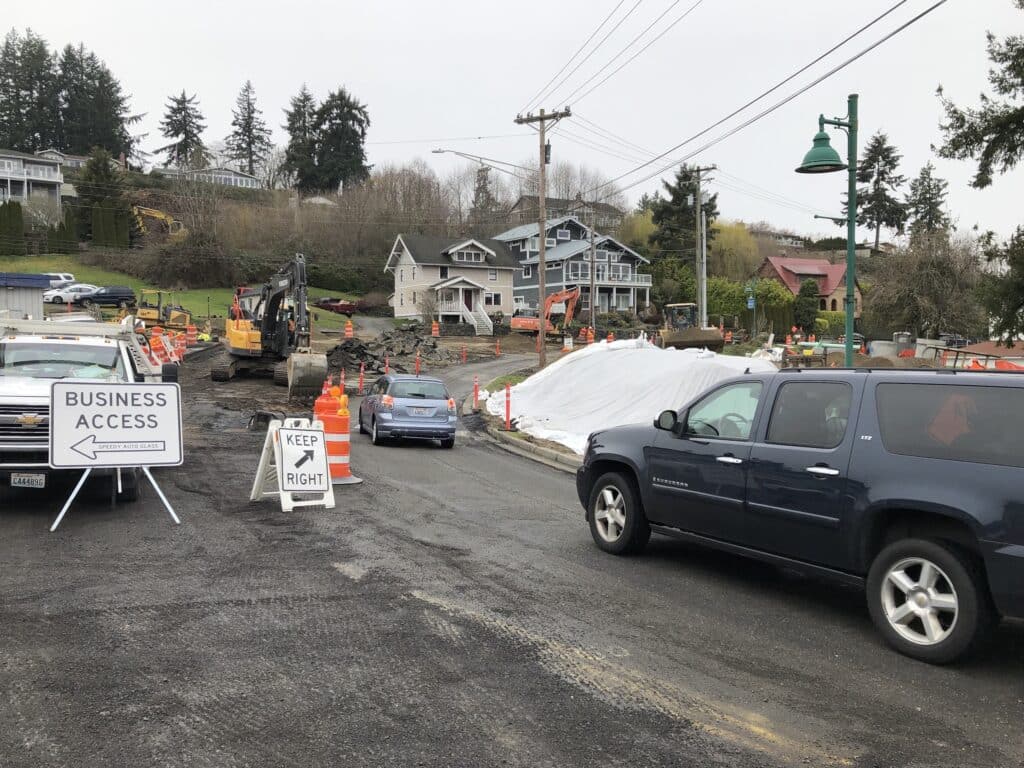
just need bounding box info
[609,253,620,263]
[617,293,630,310]
[595,249,609,261]
[831,298,837,311]
[545,237,556,247]
[527,237,539,251]
[819,299,827,310]
[441,289,455,303]
[412,291,417,303]
[547,260,559,269]
[485,292,502,306]
[399,268,404,283]
[488,268,497,281]
[440,266,449,279]
[400,294,404,306]
[556,228,571,240]
[453,250,485,263]
[412,266,416,280]
[523,265,532,278]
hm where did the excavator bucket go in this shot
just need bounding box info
[287,350,329,398]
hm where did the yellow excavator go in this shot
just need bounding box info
[657,303,725,351]
[133,206,187,242]
[211,254,328,397]
[135,290,193,330]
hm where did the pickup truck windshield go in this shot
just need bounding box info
[0,342,122,379]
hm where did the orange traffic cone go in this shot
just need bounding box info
[323,395,361,485]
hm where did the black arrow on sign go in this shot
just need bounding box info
[294,449,315,469]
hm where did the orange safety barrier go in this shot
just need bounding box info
[185,325,198,346]
[725,331,733,344]
[175,333,187,358]
[315,383,341,419]
[785,334,793,346]
[323,395,361,484]
[431,320,440,337]
[344,320,354,339]
[151,326,164,338]
[995,359,1024,371]
[586,327,595,345]
[149,335,171,364]
[495,338,501,357]
[966,359,987,370]
[898,349,915,358]
[606,331,615,342]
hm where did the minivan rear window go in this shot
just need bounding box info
[876,383,1024,468]
[389,380,448,400]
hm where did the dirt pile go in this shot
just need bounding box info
[325,326,460,375]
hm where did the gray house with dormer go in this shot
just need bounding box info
[492,215,651,315]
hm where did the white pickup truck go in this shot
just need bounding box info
[0,318,176,501]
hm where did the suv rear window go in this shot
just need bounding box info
[389,380,448,400]
[876,383,1024,468]
[766,381,852,449]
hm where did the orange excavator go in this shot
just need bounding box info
[511,287,581,336]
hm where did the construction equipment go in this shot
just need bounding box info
[657,303,725,352]
[133,206,187,242]
[211,254,328,396]
[134,290,193,330]
[511,287,581,336]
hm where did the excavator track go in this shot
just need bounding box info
[273,361,289,387]
[210,355,236,382]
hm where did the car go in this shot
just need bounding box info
[575,367,1024,664]
[314,296,358,316]
[0,317,178,500]
[42,272,76,289]
[43,283,98,304]
[357,374,456,448]
[75,285,137,309]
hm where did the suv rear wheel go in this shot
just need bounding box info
[588,472,650,555]
[866,538,996,664]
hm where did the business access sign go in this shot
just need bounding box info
[49,382,183,469]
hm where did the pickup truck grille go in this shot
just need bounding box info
[0,405,50,443]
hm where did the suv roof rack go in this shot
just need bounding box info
[1,316,137,340]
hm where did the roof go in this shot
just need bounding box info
[762,256,849,296]
[960,340,1024,358]
[391,234,518,270]
[35,148,89,161]
[0,148,59,165]
[511,195,623,216]
[430,276,487,290]
[492,216,586,242]
[0,273,52,289]
[517,234,648,265]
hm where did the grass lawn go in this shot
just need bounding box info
[0,253,358,330]
[485,372,530,391]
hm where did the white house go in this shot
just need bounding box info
[158,166,261,189]
[384,234,518,335]
[0,149,62,203]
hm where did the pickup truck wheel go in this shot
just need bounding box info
[588,472,650,555]
[866,538,996,664]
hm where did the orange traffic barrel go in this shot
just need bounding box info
[323,395,361,485]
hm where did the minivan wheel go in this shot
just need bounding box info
[866,538,996,664]
[371,418,385,446]
[588,472,650,555]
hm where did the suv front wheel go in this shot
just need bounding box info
[866,538,996,664]
[588,472,650,555]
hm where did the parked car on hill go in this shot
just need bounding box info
[314,296,358,316]
[43,283,98,304]
[42,272,75,289]
[576,367,1024,664]
[74,285,136,308]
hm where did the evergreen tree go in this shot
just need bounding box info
[225,80,271,177]
[56,44,137,157]
[282,84,319,194]
[156,90,207,168]
[0,31,23,149]
[468,166,499,232]
[76,148,124,239]
[937,1,1024,188]
[0,201,27,255]
[842,131,907,250]
[793,279,820,331]
[648,163,719,262]
[0,202,11,255]
[114,204,129,247]
[0,29,60,151]
[905,162,950,237]
[312,87,371,192]
[979,227,1024,343]
[91,203,106,246]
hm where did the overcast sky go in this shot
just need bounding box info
[8,0,1022,241]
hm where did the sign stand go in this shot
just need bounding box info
[250,418,335,512]
[50,466,180,532]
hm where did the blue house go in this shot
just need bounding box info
[492,215,651,315]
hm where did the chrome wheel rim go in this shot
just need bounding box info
[372,420,378,442]
[881,557,959,646]
[594,485,626,543]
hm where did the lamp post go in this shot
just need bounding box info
[796,93,858,367]
[430,148,530,179]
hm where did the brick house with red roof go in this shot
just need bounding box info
[756,256,862,318]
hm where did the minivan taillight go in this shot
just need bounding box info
[381,394,394,409]
[447,397,456,414]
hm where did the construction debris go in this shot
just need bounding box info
[325,326,460,375]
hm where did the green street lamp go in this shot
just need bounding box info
[796,93,858,367]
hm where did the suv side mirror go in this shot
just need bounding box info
[654,409,678,431]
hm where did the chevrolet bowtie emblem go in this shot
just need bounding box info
[15,414,43,427]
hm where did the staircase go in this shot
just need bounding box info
[460,303,493,336]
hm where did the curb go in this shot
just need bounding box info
[463,397,581,475]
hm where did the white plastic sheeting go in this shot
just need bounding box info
[485,338,776,455]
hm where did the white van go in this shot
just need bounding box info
[42,272,75,288]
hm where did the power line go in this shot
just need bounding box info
[574,113,656,156]
[555,0,705,107]
[366,132,530,145]
[518,0,628,115]
[522,0,646,115]
[585,0,944,201]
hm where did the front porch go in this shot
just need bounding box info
[578,285,650,314]
[433,276,494,335]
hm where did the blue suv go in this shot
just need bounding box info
[576,368,1024,663]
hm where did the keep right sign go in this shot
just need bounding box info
[276,427,330,493]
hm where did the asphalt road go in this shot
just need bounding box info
[1,353,1022,768]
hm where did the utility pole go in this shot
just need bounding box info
[692,165,715,329]
[514,106,571,368]
[589,202,597,327]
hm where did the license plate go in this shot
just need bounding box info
[410,407,430,416]
[11,473,45,489]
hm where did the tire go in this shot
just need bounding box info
[587,471,650,555]
[371,418,385,446]
[358,410,367,435]
[440,438,455,449]
[866,538,997,664]
[81,298,94,308]
[52,296,63,305]
[118,300,129,309]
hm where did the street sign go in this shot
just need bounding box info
[276,427,330,493]
[747,297,755,310]
[49,382,183,469]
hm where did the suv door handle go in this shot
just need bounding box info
[716,455,743,465]
[806,466,840,476]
